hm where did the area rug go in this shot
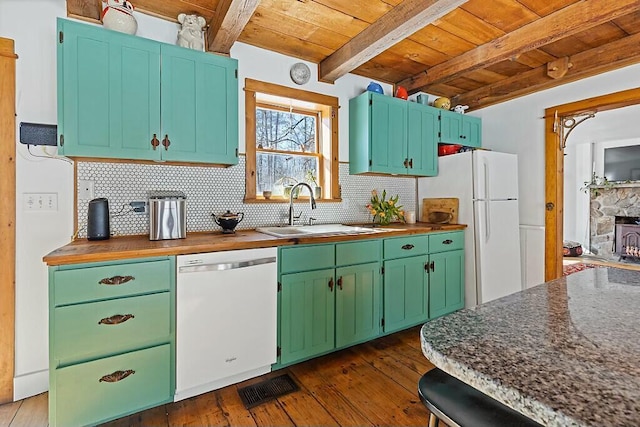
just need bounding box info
[562,263,599,276]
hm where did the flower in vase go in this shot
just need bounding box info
[366,189,405,225]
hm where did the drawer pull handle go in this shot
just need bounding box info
[443,239,453,245]
[99,275,135,285]
[98,314,135,325]
[401,244,414,250]
[162,134,170,150]
[99,369,135,383]
[150,133,160,150]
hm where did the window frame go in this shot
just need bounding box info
[244,78,340,202]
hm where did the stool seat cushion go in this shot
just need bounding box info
[418,368,543,427]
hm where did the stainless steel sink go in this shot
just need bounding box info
[256,224,403,238]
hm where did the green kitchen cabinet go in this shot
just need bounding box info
[349,92,438,176]
[383,254,429,333]
[439,109,482,148]
[277,240,382,366]
[48,257,175,427]
[57,18,238,165]
[428,232,465,318]
[335,262,382,348]
[279,268,336,366]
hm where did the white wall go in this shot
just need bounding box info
[0,0,392,400]
[475,63,640,283]
[475,63,640,227]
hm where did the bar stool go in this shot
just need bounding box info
[418,368,544,427]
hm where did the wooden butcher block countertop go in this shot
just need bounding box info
[43,223,466,266]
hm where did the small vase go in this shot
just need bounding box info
[375,215,391,226]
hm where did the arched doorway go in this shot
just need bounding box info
[544,87,640,280]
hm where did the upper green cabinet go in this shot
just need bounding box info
[57,18,238,165]
[439,109,482,148]
[349,92,438,176]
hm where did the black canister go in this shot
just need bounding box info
[87,197,110,240]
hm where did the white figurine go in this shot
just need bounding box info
[177,13,206,51]
[453,105,469,114]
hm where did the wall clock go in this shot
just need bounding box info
[290,62,311,85]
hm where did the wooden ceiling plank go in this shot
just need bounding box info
[132,0,215,23]
[207,0,260,54]
[409,25,477,56]
[248,7,350,51]
[318,0,468,83]
[400,0,640,93]
[453,31,640,110]
[436,8,505,45]
[239,22,334,63]
[613,11,640,35]
[515,0,581,17]
[66,0,102,23]
[461,0,539,32]
[312,0,394,24]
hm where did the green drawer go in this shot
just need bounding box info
[53,292,170,363]
[53,260,171,306]
[280,244,335,274]
[383,235,429,259]
[53,344,171,427]
[429,231,464,253]
[335,239,380,266]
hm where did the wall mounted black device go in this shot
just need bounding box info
[19,122,57,146]
[87,198,111,240]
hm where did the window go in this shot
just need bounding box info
[244,79,339,201]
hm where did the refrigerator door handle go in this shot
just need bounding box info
[483,161,490,200]
[485,200,491,243]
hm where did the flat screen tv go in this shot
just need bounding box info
[604,145,640,182]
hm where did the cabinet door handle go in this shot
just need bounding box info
[99,369,135,383]
[162,134,170,150]
[403,158,409,168]
[337,276,343,290]
[150,134,159,150]
[430,261,435,272]
[442,239,453,245]
[98,275,135,285]
[401,244,414,250]
[328,278,334,292]
[98,314,134,325]
[408,158,413,168]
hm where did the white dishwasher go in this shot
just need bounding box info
[175,247,277,401]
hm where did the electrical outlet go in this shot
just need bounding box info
[130,201,147,214]
[24,193,58,211]
[78,180,95,200]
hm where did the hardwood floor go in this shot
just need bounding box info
[0,326,435,427]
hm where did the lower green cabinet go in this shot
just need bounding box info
[335,262,381,348]
[429,249,465,318]
[277,231,464,368]
[277,241,382,367]
[383,254,429,334]
[279,269,335,366]
[48,257,175,427]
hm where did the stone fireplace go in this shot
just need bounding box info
[589,184,640,261]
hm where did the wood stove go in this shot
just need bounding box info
[615,216,640,260]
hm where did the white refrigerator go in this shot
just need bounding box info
[418,150,522,307]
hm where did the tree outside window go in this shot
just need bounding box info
[256,105,319,196]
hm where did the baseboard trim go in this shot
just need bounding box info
[14,369,48,401]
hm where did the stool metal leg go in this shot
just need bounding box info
[429,413,437,427]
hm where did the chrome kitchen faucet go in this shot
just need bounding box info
[288,182,316,225]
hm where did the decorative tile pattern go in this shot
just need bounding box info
[76,158,416,237]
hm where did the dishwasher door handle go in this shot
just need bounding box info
[178,256,277,273]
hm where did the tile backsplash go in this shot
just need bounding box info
[76,157,416,237]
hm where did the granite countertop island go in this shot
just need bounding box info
[420,267,640,427]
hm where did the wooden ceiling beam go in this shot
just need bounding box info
[318,0,468,83]
[207,0,261,54]
[66,0,102,23]
[453,31,640,111]
[399,0,640,93]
